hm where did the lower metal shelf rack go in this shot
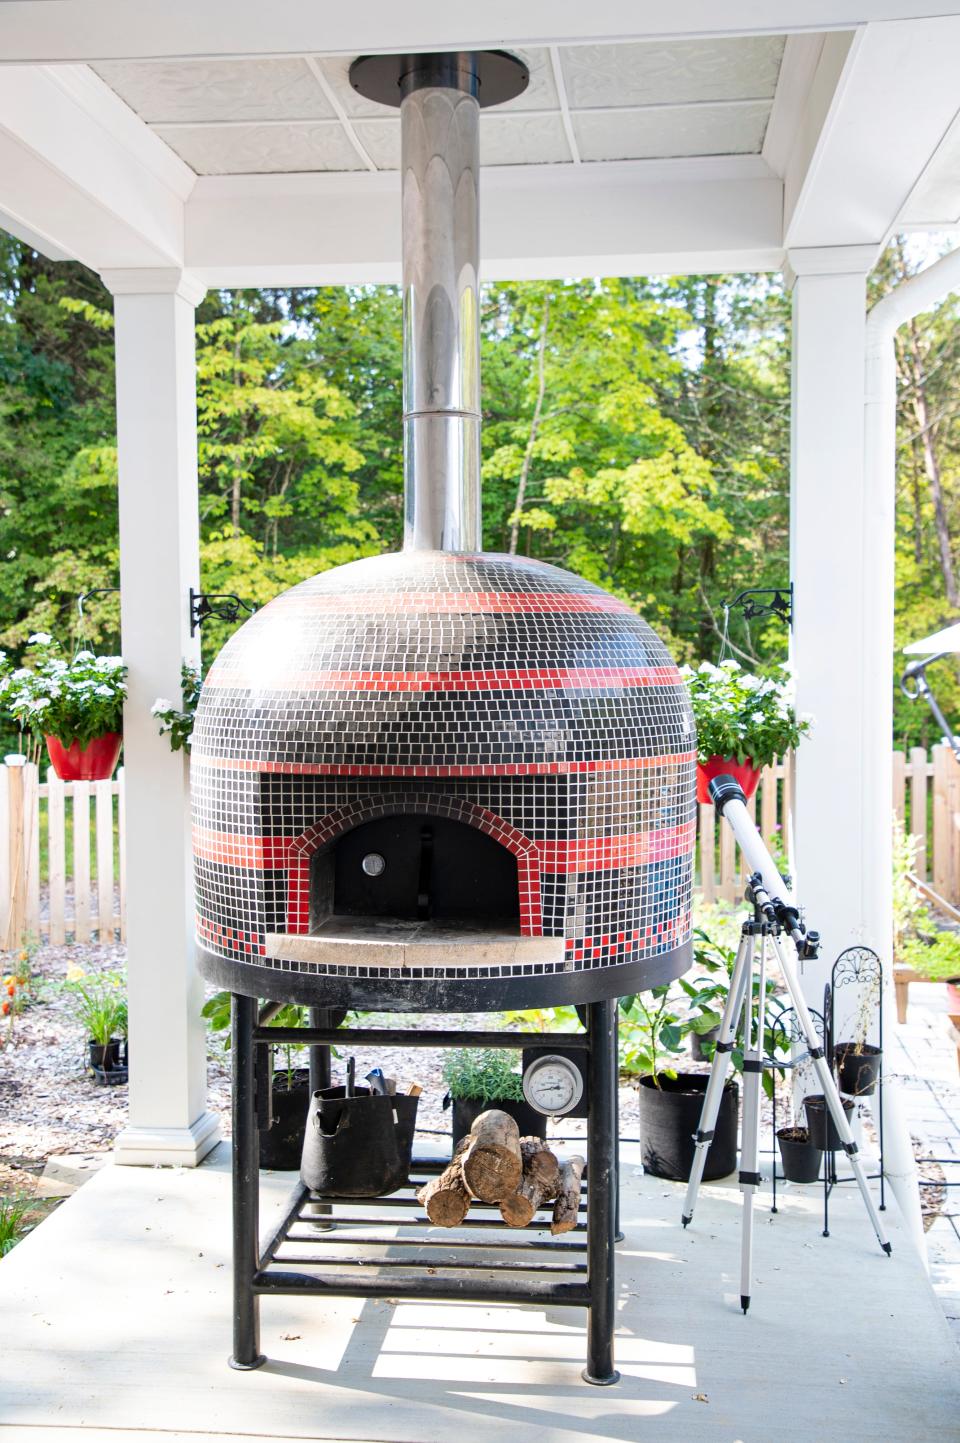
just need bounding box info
[230,996,621,1385]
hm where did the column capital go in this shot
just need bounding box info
[783,244,880,290]
[100,267,207,308]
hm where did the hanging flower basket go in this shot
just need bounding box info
[696,754,762,805]
[0,635,126,778]
[45,732,123,782]
[680,659,812,804]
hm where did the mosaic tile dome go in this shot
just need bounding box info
[192,549,696,1009]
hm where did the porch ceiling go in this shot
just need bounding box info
[92,37,786,174]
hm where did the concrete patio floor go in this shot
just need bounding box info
[0,1135,957,1443]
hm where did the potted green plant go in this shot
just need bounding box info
[65,969,128,1083]
[900,931,960,1013]
[0,635,126,780]
[152,663,202,753]
[442,1047,541,1144]
[621,986,739,1182]
[203,990,347,1169]
[833,975,883,1098]
[680,659,812,803]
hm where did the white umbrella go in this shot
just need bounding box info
[903,621,960,655]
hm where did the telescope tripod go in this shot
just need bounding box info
[681,874,891,1313]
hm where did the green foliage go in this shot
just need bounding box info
[64,969,127,1045]
[901,931,960,982]
[617,989,686,1083]
[152,663,202,753]
[0,1194,33,1256]
[502,1004,583,1033]
[441,1047,525,1104]
[680,658,811,767]
[0,636,125,747]
[892,815,927,957]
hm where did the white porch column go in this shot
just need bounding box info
[105,268,220,1167]
[787,248,893,1002]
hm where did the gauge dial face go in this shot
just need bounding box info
[522,1054,583,1116]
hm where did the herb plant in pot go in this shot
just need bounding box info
[1,636,126,781]
[833,973,883,1098]
[622,987,739,1181]
[442,1047,541,1146]
[680,659,811,805]
[65,970,128,1084]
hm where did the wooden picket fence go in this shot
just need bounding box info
[1,746,959,949]
[0,762,125,949]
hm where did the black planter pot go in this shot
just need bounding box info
[834,1043,882,1097]
[449,1095,544,1148]
[88,1037,128,1085]
[689,1027,720,1062]
[638,1071,739,1181]
[260,1067,312,1170]
[803,1093,855,1151]
[301,1084,419,1197]
[776,1126,823,1184]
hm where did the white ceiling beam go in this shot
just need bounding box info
[185,159,783,287]
[0,65,192,269]
[1,0,959,63]
[784,16,960,247]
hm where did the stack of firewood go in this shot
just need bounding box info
[416,1108,584,1233]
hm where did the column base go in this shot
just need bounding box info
[113,1110,222,1167]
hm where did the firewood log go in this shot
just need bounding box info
[500,1137,561,1227]
[550,1154,585,1234]
[416,1138,471,1227]
[461,1108,523,1202]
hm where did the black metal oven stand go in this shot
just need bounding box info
[229,995,621,1386]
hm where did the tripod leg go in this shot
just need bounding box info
[772,937,892,1257]
[682,930,753,1228]
[738,934,767,1313]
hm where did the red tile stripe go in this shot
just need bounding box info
[268,591,635,615]
[204,665,682,693]
[192,750,696,778]
[192,821,695,873]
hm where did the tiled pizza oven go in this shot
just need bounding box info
[192,52,696,1011]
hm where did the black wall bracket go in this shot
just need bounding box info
[723,584,793,628]
[189,587,255,637]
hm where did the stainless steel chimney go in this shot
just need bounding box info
[349,52,529,551]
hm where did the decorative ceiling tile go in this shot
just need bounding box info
[572,101,771,162]
[153,122,365,175]
[93,58,335,123]
[561,36,785,109]
[317,47,557,118]
[352,111,571,171]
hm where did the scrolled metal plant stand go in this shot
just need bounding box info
[820,945,885,1234]
[766,997,826,1216]
[229,997,622,1386]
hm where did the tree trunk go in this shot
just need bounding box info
[508,293,550,555]
[461,1109,523,1202]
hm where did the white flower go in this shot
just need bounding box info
[751,711,765,723]
[73,650,94,663]
[718,659,741,671]
[94,685,115,698]
[28,698,50,712]
[151,698,172,714]
[27,632,52,646]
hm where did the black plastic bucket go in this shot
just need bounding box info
[300,1084,419,1196]
[638,1072,739,1181]
[776,1126,823,1183]
[260,1067,311,1170]
[449,1095,543,1149]
[803,1093,855,1151]
[835,1043,882,1097]
[689,1027,720,1062]
[88,1038,128,1085]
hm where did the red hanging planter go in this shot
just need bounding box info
[45,733,122,782]
[696,754,762,806]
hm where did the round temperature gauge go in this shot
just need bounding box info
[522,1054,584,1117]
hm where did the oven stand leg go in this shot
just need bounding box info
[583,997,620,1386]
[306,1007,333,1231]
[229,993,266,1370]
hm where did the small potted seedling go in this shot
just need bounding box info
[442,1047,541,1146]
[833,975,882,1098]
[65,969,128,1083]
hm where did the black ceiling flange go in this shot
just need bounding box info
[349,50,529,108]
